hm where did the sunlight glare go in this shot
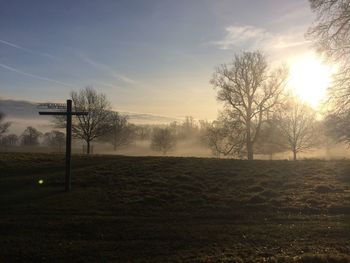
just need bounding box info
[288,54,333,108]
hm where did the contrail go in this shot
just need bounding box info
[79,53,138,84]
[0,62,76,88]
[0,39,30,52]
[0,39,60,61]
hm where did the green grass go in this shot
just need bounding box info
[1,153,350,262]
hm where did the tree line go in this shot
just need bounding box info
[0,64,341,160]
[0,95,333,160]
[0,103,205,156]
[0,70,343,160]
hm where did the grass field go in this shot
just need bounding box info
[1,153,350,262]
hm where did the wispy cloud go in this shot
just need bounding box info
[97,82,121,89]
[0,62,76,88]
[267,2,312,25]
[210,25,309,51]
[0,39,60,61]
[79,53,138,84]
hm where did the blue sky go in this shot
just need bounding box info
[0,0,314,120]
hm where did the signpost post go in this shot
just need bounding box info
[38,100,88,192]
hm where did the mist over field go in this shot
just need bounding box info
[2,97,350,160]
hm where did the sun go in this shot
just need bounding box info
[288,53,334,108]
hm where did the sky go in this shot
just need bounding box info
[0,0,315,121]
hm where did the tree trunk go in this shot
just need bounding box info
[113,129,117,151]
[247,142,254,160]
[87,140,91,154]
[293,150,297,161]
[246,120,254,160]
[113,134,117,151]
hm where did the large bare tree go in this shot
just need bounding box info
[307,0,350,112]
[276,99,316,160]
[55,87,112,154]
[210,51,288,160]
[72,87,111,154]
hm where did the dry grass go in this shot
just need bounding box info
[0,153,350,262]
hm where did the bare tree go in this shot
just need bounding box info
[135,125,152,140]
[324,109,350,144]
[178,116,198,140]
[151,127,176,155]
[1,134,18,147]
[55,87,112,154]
[21,126,41,146]
[43,130,65,152]
[315,119,337,158]
[276,99,316,160]
[254,118,288,159]
[307,0,350,112]
[0,112,11,137]
[202,117,245,158]
[211,51,288,160]
[202,122,224,158]
[100,112,135,151]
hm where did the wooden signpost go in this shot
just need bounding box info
[38,100,88,192]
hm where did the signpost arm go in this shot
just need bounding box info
[65,100,72,192]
